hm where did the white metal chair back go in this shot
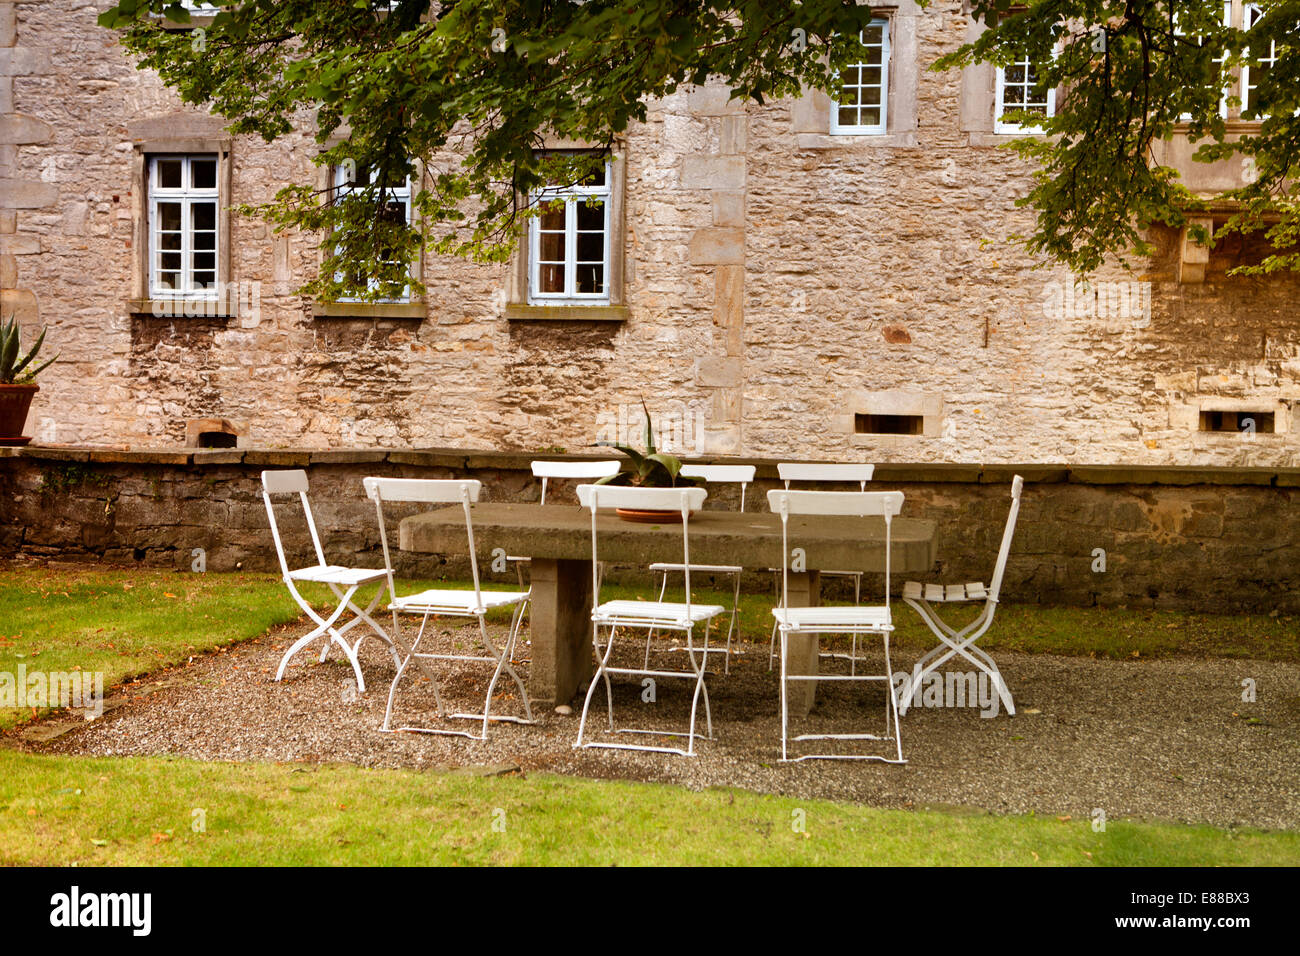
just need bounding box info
[777,462,875,491]
[986,476,1024,603]
[261,469,327,579]
[578,484,707,610]
[767,489,904,613]
[363,477,485,611]
[680,463,756,511]
[531,460,622,504]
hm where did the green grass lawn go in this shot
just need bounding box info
[2,749,1296,866]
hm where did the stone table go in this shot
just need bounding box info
[400,503,938,713]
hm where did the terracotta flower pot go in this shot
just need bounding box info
[0,383,37,445]
[615,507,690,524]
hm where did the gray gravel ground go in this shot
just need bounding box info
[28,620,1300,831]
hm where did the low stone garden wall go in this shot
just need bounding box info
[1,446,1297,614]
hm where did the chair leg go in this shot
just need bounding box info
[779,627,789,762]
[884,631,904,763]
[575,622,618,749]
[644,569,670,670]
[382,611,445,731]
[275,585,355,683]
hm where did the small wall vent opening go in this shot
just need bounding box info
[186,417,242,448]
[855,413,924,435]
[1198,410,1274,434]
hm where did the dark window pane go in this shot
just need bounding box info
[576,198,604,230]
[539,263,565,293]
[158,231,182,252]
[160,252,182,272]
[192,232,216,252]
[155,159,183,189]
[538,231,565,261]
[191,158,217,190]
[575,264,603,294]
[192,203,216,231]
[539,205,566,231]
[838,106,857,126]
[156,271,179,290]
[379,200,407,225]
[193,251,216,271]
[576,231,604,263]
[158,202,182,232]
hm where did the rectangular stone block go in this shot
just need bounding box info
[0,181,57,209]
[695,356,742,388]
[681,155,745,191]
[0,48,51,76]
[711,190,745,227]
[688,226,744,265]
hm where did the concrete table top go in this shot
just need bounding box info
[400,503,938,572]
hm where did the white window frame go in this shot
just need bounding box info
[331,163,414,303]
[528,161,612,305]
[829,20,891,135]
[1174,2,1232,121]
[148,154,220,300]
[1241,2,1279,116]
[994,54,1056,134]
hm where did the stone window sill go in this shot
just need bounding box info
[506,303,629,322]
[128,299,239,319]
[796,132,918,149]
[313,301,426,319]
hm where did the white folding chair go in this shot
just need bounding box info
[364,477,534,739]
[899,475,1023,717]
[261,470,399,693]
[770,488,906,763]
[645,463,755,673]
[768,462,876,668]
[573,484,726,757]
[503,459,622,662]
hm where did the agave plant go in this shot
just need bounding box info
[595,399,701,488]
[0,314,56,384]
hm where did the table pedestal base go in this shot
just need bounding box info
[527,558,594,707]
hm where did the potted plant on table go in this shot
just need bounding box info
[595,399,702,523]
[0,314,57,446]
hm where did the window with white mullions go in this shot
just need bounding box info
[995,55,1056,133]
[148,155,219,299]
[830,20,891,134]
[1242,3,1280,117]
[331,163,414,302]
[1173,2,1232,121]
[529,162,611,304]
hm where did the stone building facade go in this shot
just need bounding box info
[2,0,1297,464]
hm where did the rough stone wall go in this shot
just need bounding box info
[4,448,1300,614]
[4,1,1299,464]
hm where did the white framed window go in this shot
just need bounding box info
[1174,2,1232,121]
[994,55,1056,133]
[528,161,612,304]
[148,154,219,299]
[830,20,891,135]
[331,163,414,302]
[1241,3,1279,116]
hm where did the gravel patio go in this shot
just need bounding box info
[25,620,1300,832]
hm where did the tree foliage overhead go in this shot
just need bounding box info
[99,0,882,300]
[98,0,1300,297]
[940,0,1300,275]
